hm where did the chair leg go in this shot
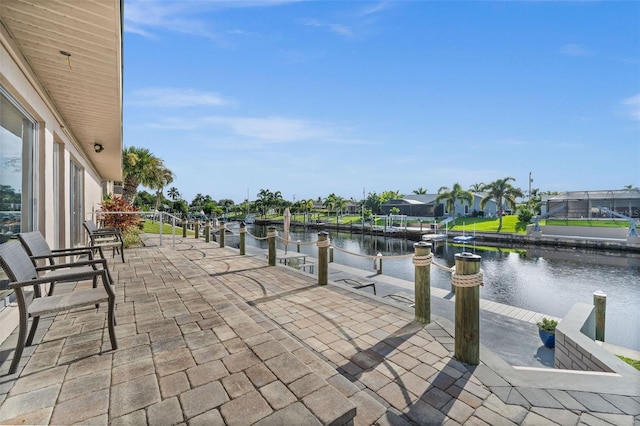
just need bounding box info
[93,276,100,309]
[120,244,124,262]
[107,297,117,350]
[25,315,40,347]
[47,282,57,296]
[9,302,29,375]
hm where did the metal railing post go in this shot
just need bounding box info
[172,216,176,249]
[159,211,163,247]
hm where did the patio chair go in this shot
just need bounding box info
[0,241,117,375]
[17,231,111,296]
[83,220,125,262]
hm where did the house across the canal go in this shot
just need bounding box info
[380,193,499,218]
[542,189,640,219]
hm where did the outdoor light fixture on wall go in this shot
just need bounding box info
[94,143,104,153]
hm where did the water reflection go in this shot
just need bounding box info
[242,225,640,351]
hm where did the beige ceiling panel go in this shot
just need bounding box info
[0,0,123,181]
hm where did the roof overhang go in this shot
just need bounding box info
[0,0,123,181]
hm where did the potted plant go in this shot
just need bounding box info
[537,318,558,348]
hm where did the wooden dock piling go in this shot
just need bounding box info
[454,252,482,365]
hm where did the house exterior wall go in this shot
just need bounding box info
[380,200,433,216]
[381,195,500,218]
[449,196,496,218]
[1,39,105,248]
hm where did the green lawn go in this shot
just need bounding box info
[544,219,630,228]
[229,213,633,235]
[143,220,191,235]
[617,355,640,371]
[449,216,528,234]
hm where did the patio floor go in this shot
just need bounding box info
[0,236,638,425]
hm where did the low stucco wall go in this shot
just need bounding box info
[535,225,629,239]
[555,303,638,376]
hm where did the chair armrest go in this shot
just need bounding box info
[90,232,124,244]
[31,249,94,261]
[36,258,108,272]
[91,228,122,237]
[100,227,120,233]
[50,246,96,255]
[9,268,104,289]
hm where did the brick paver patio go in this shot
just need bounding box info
[0,237,638,425]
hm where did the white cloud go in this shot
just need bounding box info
[145,117,200,130]
[301,19,353,37]
[128,88,231,108]
[125,0,300,40]
[125,1,215,39]
[559,43,594,57]
[622,94,640,121]
[357,1,393,17]
[140,113,383,147]
[205,116,332,142]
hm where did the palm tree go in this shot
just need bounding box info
[257,189,273,217]
[364,192,381,214]
[469,182,485,192]
[191,194,206,211]
[150,166,174,210]
[435,183,474,217]
[304,199,314,213]
[412,187,428,195]
[324,193,337,216]
[480,177,524,231]
[272,191,284,214]
[122,146,167,205]
[167,187,181,201]
[334,196,346,216]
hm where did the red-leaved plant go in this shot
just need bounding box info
[99,197,141,233]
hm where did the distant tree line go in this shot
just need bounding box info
[120,146,634,230]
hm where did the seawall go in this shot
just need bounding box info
[254,219,640,253]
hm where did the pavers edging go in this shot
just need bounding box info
[446,311,640,399]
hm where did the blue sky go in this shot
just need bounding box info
[123,1,640,204]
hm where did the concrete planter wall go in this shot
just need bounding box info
[555,303,638,376]
[536,226,629,239]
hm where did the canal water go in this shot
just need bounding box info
[237,224,640,352]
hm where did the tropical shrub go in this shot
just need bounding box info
[517,206,535,224]
[99,196,141,233]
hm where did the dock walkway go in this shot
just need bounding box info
[0,236,638,425]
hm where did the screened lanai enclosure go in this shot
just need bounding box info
[544,189,640,219]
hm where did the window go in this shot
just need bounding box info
[70,160,83,246]
[0,87,37,306]
[0,87,37,240]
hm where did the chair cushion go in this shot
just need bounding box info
[28,286,113,316]
[42,266,96,280]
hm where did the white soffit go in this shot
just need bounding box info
[1,0,123,181]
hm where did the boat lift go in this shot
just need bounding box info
[532,202,567,232]
[596,206,638,237]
